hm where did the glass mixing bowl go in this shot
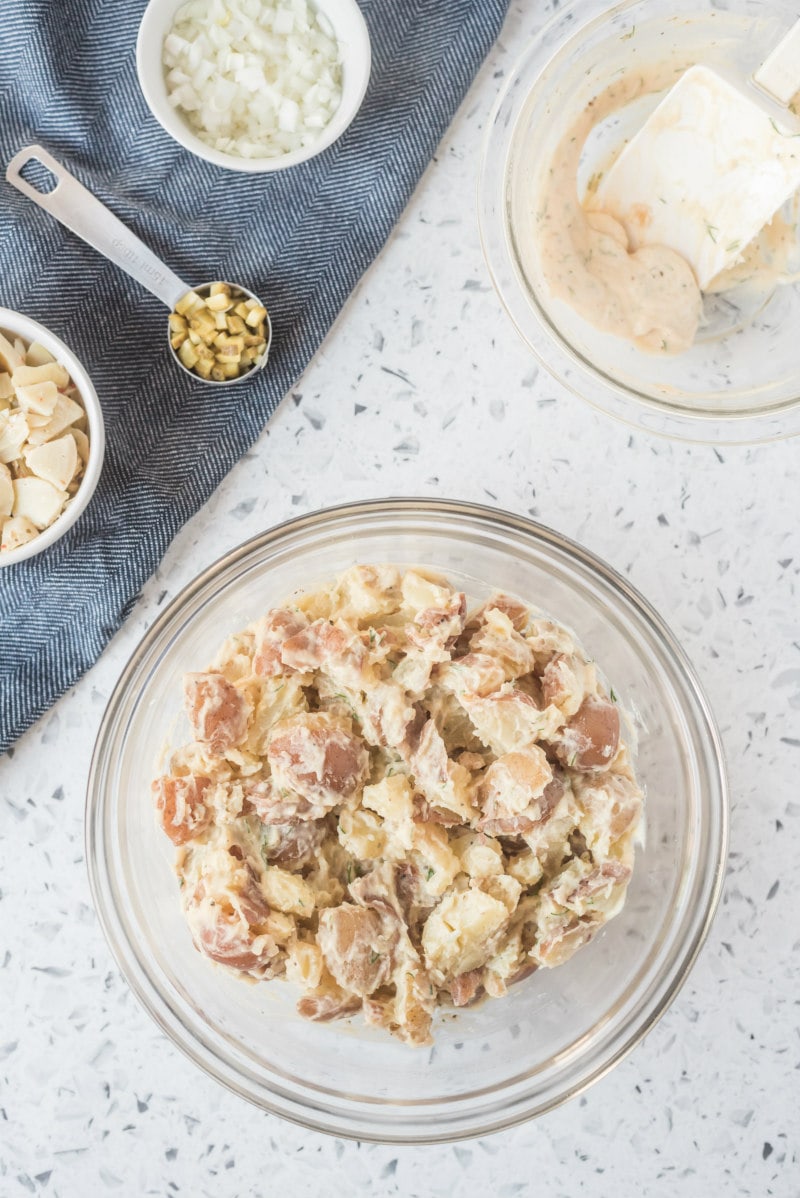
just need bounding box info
[479,0,800,444]
[86,499,727,1142]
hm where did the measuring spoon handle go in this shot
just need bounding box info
[6,145,190,310]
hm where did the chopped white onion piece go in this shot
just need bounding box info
[164,0,343,161]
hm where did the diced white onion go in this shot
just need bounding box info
[163,0,344,161]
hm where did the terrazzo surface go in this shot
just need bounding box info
[1,3,799,1195]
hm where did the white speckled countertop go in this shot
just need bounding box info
[1,4,799,1195]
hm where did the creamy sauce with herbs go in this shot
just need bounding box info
[708,203,800,294]
[536,70,800,354]
[536,71,703,355]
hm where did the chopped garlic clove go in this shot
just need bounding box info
[1,514,39,553]
[25,434,79,491]
[12,476,68,529]
[70,427,90,464]
[15,379,59,417]
[11,361,70,390]
[24,394,84,447]
[0,332,25,373]
[26,411,53,429]
[0,462,12,518]
[0,410,30,464]
[24,341,56,367]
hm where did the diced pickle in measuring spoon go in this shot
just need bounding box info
[5,145,272,387]
[170,283,270,384]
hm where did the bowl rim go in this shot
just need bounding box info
[0,306,105,567]
[136,0,372,174]
[85,496,729,1142]
[476,0,800,446]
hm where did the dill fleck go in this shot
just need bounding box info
[726,240,740,253]
[621,25,635,40]
[369,950,381,964]
[705,222,719,243]
[345,862,354,885]
[610,686,617,703]
[425,867,435,881]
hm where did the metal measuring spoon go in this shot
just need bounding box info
[6,145,272,387]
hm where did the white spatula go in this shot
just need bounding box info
[593,18,800,289]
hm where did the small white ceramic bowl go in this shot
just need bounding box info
[0,308,105,568]
[137,0,372,173]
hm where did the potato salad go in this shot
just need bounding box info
[152,565,643,1046]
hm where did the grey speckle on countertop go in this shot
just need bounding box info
[1,2,799,1196]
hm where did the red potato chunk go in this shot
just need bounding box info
[297,990,362,1022]
[542,653,580,708]
[280,619,368,687]
[253,608,309,677]
[575,773,642,845]
[152,774,212,845]
[359,681,416,750]
[189,876,277,973]
[449,968,484,1007]
[468,619,536,681]
[436,652,507,696]
[509,961,538,987]
[258,817,327,866]
[414,797,463,827]
[196,915,273,972]
[363,964,435,1047]
[552,696,620,771]
[317,904,398,997]
[393,860,435,934]
[560,861,631,907]
[486,594,529,631]
[405,718,471,822]
[245,777,321,825]
[408,717,449,788]
[266,714,369,816]
[472,593,530,632]
[184,672,249,755]
[534,917,598,968]
[477,749,556,837]
[407,592,467,650]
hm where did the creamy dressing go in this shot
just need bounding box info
[537,71,703,354]
[536,69,800,354]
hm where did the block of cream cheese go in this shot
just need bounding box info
[593,65,800,289]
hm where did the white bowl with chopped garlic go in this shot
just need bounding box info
[137,0,371,172]
[0,309,104,567]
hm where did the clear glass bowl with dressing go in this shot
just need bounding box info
[86,499,727,1142]
[478,0,800,443]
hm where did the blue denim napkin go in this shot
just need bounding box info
[0,0,509,752]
